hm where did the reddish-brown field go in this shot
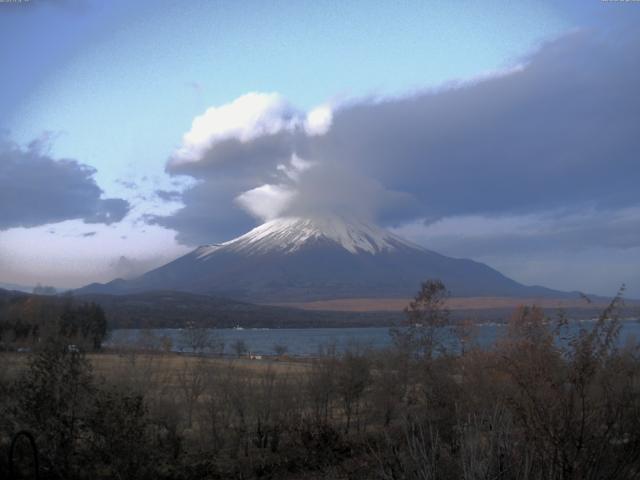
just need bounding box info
[269,296,622,312]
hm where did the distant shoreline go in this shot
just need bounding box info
[267,296,640,312]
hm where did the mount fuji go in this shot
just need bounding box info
[78,215,565,302]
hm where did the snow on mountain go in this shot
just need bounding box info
[76,214,568,302]
[195,215,423,258]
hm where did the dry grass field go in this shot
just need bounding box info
[0,351,312,386]
[269,296,622,312]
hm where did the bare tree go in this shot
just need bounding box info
[232,339,248,357]
[176,357,208,428]
[307,350,338,425]
[337,349,371,433]
[273,344,288,357]
[181,321,213,354]
[391,279,450,359]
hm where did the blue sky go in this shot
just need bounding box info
[1,0,639,298]
[5,0,565,188]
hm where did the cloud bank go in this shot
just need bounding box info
[154,30,640,260]
[0,135,130,230]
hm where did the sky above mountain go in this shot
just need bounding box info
[1,0,639,297]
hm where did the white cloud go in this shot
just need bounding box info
[170,92,297,166]
[305,104,333,135]
[235,183,295,221]
[235,153,313,221]
[170,93,333,168]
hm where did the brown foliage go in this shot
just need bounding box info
[2,284,640,479]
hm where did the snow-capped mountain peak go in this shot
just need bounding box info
[77,216,560,303]
[196,215,423,258]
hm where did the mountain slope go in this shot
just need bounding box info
[77,215,566,301]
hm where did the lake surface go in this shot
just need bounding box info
[107,318,640,357]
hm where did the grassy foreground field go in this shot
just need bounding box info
[1,350,311,387]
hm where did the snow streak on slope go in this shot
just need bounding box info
[196,216,425,258]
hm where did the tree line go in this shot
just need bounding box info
[0,294,107,351]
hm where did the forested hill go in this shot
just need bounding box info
[0,288,400,329]
[0,288,108,350]
[73,290,401,329]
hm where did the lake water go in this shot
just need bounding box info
[107,318,640,357]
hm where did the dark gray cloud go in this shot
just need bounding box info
[311,30,640,223]
[169,131,303,180]
[151,178,256,245]
[396,207,640,259]
[155,29,640,247]
[155,189,182,202]
[279,161,421,223]
[0,136,130,229]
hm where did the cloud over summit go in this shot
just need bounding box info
[155,30,640,253]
